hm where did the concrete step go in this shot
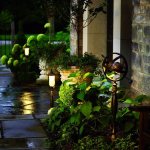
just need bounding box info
[0,65,11,72]
[0,63,11,76]
[2,119,47,138]
[0,114,50,149]
[0,138,50,150]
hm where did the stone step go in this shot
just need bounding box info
[0,64,11,76]
[0,138,50,150]
[2,119,47,138]
[0,138,27,149]
[0,114,48,121]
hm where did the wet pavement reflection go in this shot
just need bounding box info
[0,63,57,149]
[0,68,57,115]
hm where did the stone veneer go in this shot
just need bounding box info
[132,0,150,95]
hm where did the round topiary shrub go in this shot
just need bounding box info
[13,59,19,67]
[1,55,8,65]
[7,57,13,66]
[12,44,21,55]
[37,34,48,42]
[27,35,37,46]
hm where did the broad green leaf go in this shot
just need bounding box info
[70,105,75,113]
[100,81,112,90]
[80,101,92,117]
[124,98,137,105]
[70,113,80,124]
[117,108,129,119]
[51,124,54,132]
[86,85,91,91]
[83,72,94,78]
[106,72,115,78]
[77,91,85,100]
[55,120,61,126]
[48,107,55,115]
[64,79,76,85]
[79,82,87,90]
[93,106,101,112]
[68,72,77,77]
[102,78,108,82]
[79,124,84,135]
[70,116,75,123]
[135,94,148,103]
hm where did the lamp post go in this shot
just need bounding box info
[102,53,128,141]
[49,69,55,107]
[24,47,30,56]
[24,46,30,72]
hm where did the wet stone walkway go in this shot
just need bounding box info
[0,63,57,149]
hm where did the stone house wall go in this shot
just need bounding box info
[132,0,150,95]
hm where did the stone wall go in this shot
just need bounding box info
[132,0,150,95]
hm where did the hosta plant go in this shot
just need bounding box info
[42,71,140,149]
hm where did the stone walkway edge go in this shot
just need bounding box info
[0,114,50,149]
[0,63,52,149]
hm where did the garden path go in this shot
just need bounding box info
[0,63,57,150]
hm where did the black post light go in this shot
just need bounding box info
[24,46,30,72]
[102,52,128,141]
[49,69,55,107]
[24,46,30,56]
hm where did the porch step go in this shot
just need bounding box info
[0,63,11,76]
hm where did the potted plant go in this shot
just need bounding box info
[53,52,101,82]
[53,52,81,82]
[26,33,67,84]
[79,52,101,73]
[1,43,39,84]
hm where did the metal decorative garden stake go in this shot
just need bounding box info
[102,53,128,141]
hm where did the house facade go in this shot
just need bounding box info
[70,0,150,96]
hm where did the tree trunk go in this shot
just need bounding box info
[70,0,83,56]
[48,16,54,42]
[11,21,15,45]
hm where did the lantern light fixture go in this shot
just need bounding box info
[24,47,30,56]
[48,69,55,108]
[49,69,55,88]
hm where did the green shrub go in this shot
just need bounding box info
[26,35,37,46]
[13,59,19,67]
[0,42,39,84]
[26,32,67,67]
[42,72,139,149]
[37,34,48,42]
[1,55,8,64]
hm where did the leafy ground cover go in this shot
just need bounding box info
[41,71,148,150]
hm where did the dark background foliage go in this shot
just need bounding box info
[0,0,70,34]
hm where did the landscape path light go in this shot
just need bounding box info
[24,46,30,56]
[49,69,55,107]
[24,46,30,72]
